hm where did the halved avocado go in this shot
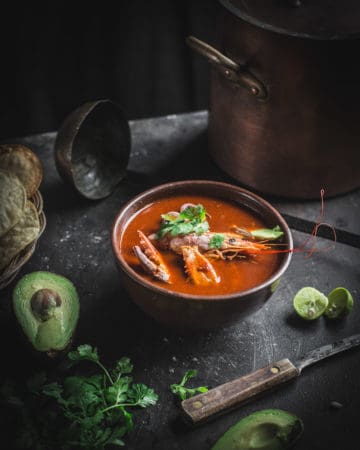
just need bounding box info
[212,409,303,450]
[13,271,79,357]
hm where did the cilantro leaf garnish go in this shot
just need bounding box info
[209,233,225,249]
[127,383,158,408]
[170,369,208,401]
[68,343,99,363]
[156,204,209,239]
[110,357,133,380]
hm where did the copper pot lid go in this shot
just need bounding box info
[219,0,360,40]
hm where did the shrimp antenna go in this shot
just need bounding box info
[298,189,337,257]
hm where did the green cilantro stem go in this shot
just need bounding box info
[94,361,114,385]
[100,402,141,414]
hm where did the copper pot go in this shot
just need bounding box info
[188,0,360,199]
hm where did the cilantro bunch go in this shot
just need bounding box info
[156,204,209,239]
[0,345,158,449]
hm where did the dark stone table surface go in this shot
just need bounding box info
[1,111,359,449]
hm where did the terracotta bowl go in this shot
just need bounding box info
[111,180,293,329]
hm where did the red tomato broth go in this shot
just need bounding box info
[120,195,282,296]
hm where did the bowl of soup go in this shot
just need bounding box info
[112,180,293,329]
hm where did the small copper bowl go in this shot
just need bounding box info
[112,180,293,329]
[55,99,130,200]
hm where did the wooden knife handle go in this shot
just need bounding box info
[181,358,299,425]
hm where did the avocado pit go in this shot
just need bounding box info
[31,288,62,321]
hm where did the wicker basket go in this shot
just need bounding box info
[0,190,46,289]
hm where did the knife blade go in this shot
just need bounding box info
[181,333,360,425]
[280,213,360,248]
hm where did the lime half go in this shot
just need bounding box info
[324,287,353,319]
[293,287,328,320]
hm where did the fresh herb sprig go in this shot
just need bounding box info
[0,345,158,449]
[209,233,225,249]
[170,370,208,401]
[156,204,209,239]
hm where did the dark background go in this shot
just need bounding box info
[1,2,360,450]
[0,0,219,139]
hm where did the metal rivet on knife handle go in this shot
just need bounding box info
[181,358,299,425]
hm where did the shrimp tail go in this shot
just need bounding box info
[181,245,220,285]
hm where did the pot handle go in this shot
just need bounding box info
[186,35,267,100]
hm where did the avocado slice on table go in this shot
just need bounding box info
[212,409,303,450]
[13,271,80,357]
